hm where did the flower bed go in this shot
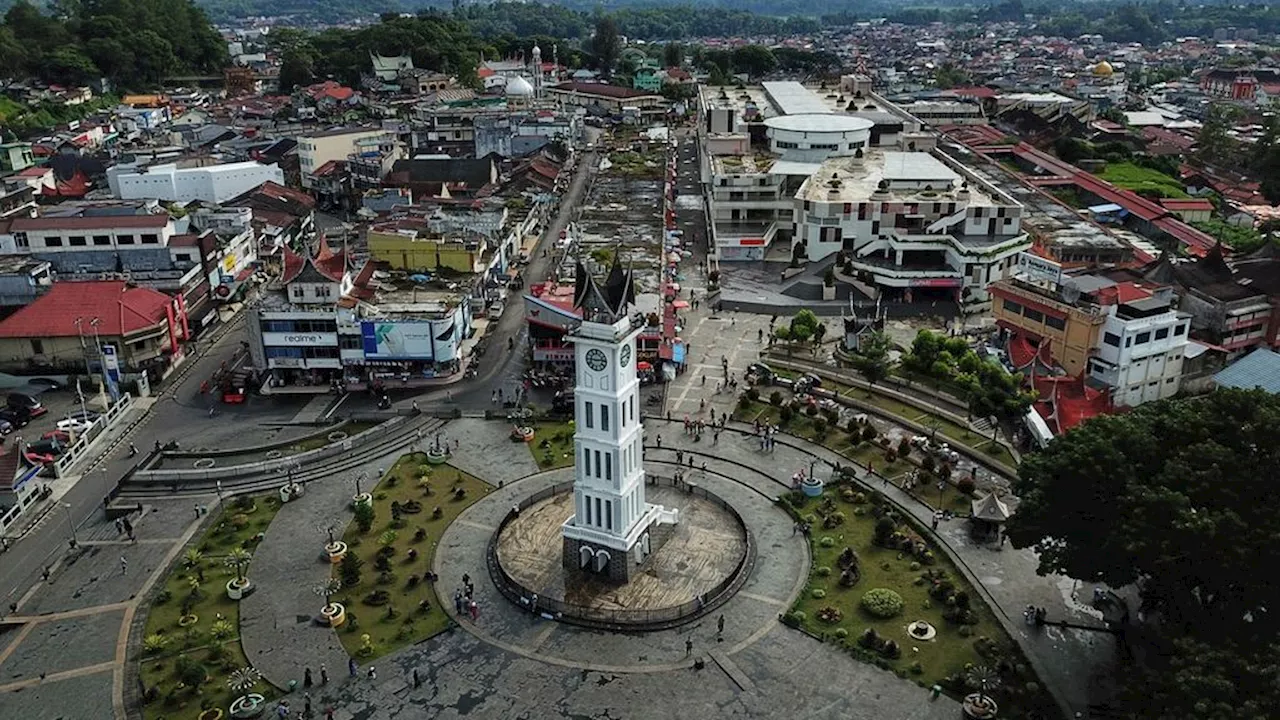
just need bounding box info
[780,483,1056,718]
[332,453,491,661]
[138,493,281,720]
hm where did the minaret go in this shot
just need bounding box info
[532,44,543,99]
[561,255,670,582]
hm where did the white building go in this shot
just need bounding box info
[298,128,391,189]
[1088,291,1190,407]
[796,149,1030,309]
[108,160,284,204]
[561,258,675,581]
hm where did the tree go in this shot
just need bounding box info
[44,46,99,85]
[591,16,620,75]
[730,44,776,79]
[850,330,892,389]
[662,41,683,68]
[353,501,375,533]
[224,548,253,584]
[339,550,363,587]
[1196,104,1241,166]
[933,62,970,89]
[1006,389,1280,639]
[788,309,820,346]
[278,49,316,94]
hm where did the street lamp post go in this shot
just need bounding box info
[354,472,366,497]
[63,502,77,549]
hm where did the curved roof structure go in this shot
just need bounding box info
[763,114,874,134]
[505,76,534,97]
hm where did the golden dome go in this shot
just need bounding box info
[1093,60,1114,77]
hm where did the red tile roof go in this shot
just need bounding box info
[1033,374,1114,435]
[1159,198,1215,211]
[0,281,172,338]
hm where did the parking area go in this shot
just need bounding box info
[3,383,107,452]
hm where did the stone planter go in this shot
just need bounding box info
[226,577,254,601]
[278,483,303,504]
[425,448,449,465]
[319,602,346,627]
[178,614,199,627]
[325,541,348,564]
[352,493,373,508]
[230,693,266,718]
[511,426,534,443]
[199,708,225,720]
[962,693,998,719]
[800,477,825,497]
[822,283,836,301]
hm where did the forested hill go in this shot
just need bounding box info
[0,0,226,88]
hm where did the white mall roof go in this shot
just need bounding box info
[762,81,832,116]
[769,159,825,176]
[763,114,874,133]
[881,152,958,183]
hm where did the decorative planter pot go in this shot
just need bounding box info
[199,708,225,720]
[962,693,998,719]
[325,541,348,564]
[800,477,825,498]
[230,693,266,719]
[226,577,254,600]
[319,602,346,627]
[425,449,449,465]
[822,284,836,301]
[352,493,373,508]
[278,483,303,504]
[178,614,199,627]
[511,426,534,443]
[327,431,349,443]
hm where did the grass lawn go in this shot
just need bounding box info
[138,494,282,720]
[783,486,1056,718]
[528,419,575,470]
[285,421,380,453]
[333,454,492,661]
[1096,161,1189,199]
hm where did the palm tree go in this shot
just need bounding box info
[965,664,1002,709]
[313,577,343,613]
[224,548,253,585]
[182,548,204,570]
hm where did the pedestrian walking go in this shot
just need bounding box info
[717,614,725,639]
[120,556,128,575]
[368,666,377,680]
[304,667,313,688]
[685,638,693,657]
[128,442,138,457]
[656,434,662,448]
[413,668,421,688]
[348,658,358,678]
[319,664,328,685]
[462,572,470,585]
[325,708,335,720]
[454,589,464,614]
[531,593,539,614]
[469,599,479,621]
[304,692,312,717]
[114,518,124,534]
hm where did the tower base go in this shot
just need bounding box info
[562,518,675,584]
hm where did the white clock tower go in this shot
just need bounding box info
[562,257,674,582]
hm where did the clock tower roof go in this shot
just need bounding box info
[572,253,634,323]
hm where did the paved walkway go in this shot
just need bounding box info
[440,418,539,488]
[652,417,1113,718]
[239,447,410,689]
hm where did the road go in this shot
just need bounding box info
[0,313,295,609]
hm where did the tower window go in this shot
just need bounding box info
[605,500,613,530]
[583,447,590,475]
[585,493,592,524]
[602,404,610,432]
[595,450,601,478]
[595,498,602,527]
[585,401,594,428]
[606,453,612,481]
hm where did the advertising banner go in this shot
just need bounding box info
[361,321,436,360]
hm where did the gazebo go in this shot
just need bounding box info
[970,492,1011,541]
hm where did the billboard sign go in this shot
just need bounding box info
[1017,252,1063,286]
[361,321,436,360]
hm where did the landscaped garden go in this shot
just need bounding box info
[528,419,575,470]
[735,389,989,516]
[780,481,1056,719]
[330,453,492,661]
[138,494,281,720]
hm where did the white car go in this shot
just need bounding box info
[57,417,95,434]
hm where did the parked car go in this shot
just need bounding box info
[0,408,30,429]
[7,392,45,417]
[57,417,95,434]
[26,378,62,390]
[0,418,12,435]
[27,438,64,456]
[64,409,99,423]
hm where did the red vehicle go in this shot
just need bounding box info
[42,430,71,443]
[222,386,246,404]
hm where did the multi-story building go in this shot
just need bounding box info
[799,149,1030,310]
[247,241,473,392]
[298,128,390,189]
[989,253,1191,407]
[107,159,284,204]
[345,133,403,191]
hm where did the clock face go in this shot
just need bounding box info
[585,348,608,372]
[620,344,632,367]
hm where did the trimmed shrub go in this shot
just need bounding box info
[770,391,784,406]
[815,566,832,577]
[957,477,977,496]
[861,588,905,619]
[834,627,849,639]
